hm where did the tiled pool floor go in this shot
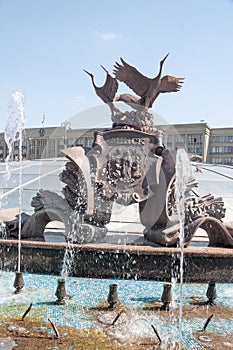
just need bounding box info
[0,272,233,349]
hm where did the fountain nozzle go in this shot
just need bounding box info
[55,278,67,305]
[206,282,217,305]
[13,271,24,294]
[107,284,118,309]
[161,283,172,310]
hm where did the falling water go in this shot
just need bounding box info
[60,230,75,279]
[175,148,192,349]
[60,211,82,278]
[4,91,25,273]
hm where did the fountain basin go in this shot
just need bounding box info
[0,271,233,350]
[0,239,232,282]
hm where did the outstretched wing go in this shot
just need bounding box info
[101,67,119,102]
[114,58,151,97]
[159,75,184,93]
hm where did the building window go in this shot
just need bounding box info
[58,138,64,146]
[188,146,203,154]
[212,136,224,143]
[212,146,223,153]
[37,139,47,147]
[76,138,84,145]
[48,139,55,147]
[224,135,233,143]
[67,138,75,147]
[86,138,93,147]
[47,140,55,156]
[224,157,233,165]
[175,135,185,143]
[224,146,233,153]
[212,157,222,164]
[188,135,203,144]
[165,135,173,143]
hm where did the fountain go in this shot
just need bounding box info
[2,91,26,294]
[0,56,233,349]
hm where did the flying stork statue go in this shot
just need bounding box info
[83,65,120,116]
[114,54,184,109]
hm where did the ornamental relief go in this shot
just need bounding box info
[104,148,144,185]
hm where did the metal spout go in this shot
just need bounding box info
[206,282,217,305]
[13,271,24,294]
[55,278,67,305]
[107,283,118,309]
[161,283,172,310]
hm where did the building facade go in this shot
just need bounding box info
[0,122,232,165]
[158,122,211,163]
[0,126,99,161]
[209,127,233,165]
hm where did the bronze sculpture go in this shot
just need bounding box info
[114,54,184,108]
[85,54,184,112]
[84,55,184,130]
[3,55,233,249]
[83,65,120,116]
[83,66,142,114]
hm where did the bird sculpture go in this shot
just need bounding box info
[114,54,184,109]
[115,93,141,109]
[83,66,120,116]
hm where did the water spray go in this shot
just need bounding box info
[5,91,26,292]
[175,148,192,348]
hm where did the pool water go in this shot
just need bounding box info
[0,272,233,349]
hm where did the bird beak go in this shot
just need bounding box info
[100,65,107,73]
[161,53,169,63]
[83,69,92,77]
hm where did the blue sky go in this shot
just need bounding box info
[0,0,233,130]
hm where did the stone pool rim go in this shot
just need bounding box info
[1,239,233,283]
